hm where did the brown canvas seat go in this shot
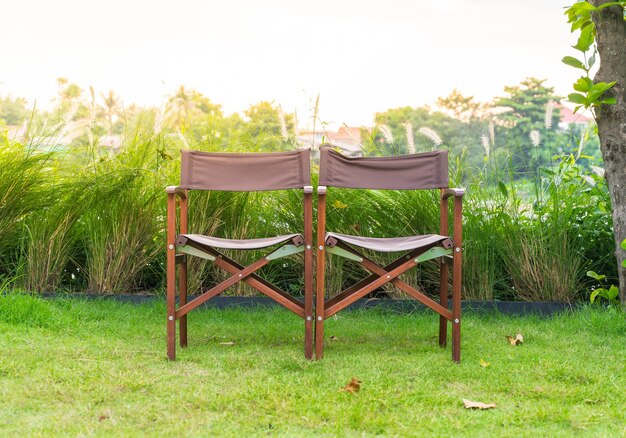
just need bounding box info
[325,232,452,253]
[166,148,314,361]
[316,145,464,362]
[177,233,304,250]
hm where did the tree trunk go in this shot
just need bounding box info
[591,0,626,302]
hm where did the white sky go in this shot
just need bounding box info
[0,0,579,129]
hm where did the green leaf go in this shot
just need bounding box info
[562,56,586,70]
[568,93,587,105]
[587,270,606,281]
[599,98,617,105]
[571,18,592,32]
[497,181,508,198]
[588,85,615,103]
[572,2,596,15]
[590,289,601,303]
[591,81,617,93]
[588,52,596,68]
[571,2,596,12]
[607,285,619,300]
[620,239,626,251]
[573,77,592,92]
[573,24,594,52]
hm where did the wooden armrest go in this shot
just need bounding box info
[165,186,187,199]
[442,188,465,200]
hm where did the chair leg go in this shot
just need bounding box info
[167,250,177,361]
[452,255,461,363]
[438,261,448,347]
[305,316,313,359]
[315,249,325,360]
[315,313,324,360]
[304,248,314,359]
[179,261,188,348]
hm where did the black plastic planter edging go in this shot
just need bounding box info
[32,293,580,316]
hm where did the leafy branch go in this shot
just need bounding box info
[587,239,626,306]
[563,1,626,113]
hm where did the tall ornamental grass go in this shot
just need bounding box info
[0,121,615,302]
[0,135,51,278]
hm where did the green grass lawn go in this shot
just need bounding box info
[1,294,625,436]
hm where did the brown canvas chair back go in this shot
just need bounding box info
[180,149,311,191]
[318,145,448,190]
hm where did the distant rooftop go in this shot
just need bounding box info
[557,102,592,126]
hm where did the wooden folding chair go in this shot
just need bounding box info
[315,145,464,362]
[166,149,314,360]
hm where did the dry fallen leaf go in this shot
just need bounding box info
[479,358,491,368]
[462,399,496,409]
[219,341,235,346]
[98,415,109,421]
[339,377,362,393]
[506,333,524,346]
[329,335,338,341]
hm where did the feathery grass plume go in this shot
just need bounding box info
[293,108,298,138]
[545,100,555,129]
[529,130,540,147]
[278,105,288,140]
[576,133,585,159]
[581,175,596,186]
[153,103,164,135]
[404,122,415,154]
[311,93,321,150]
[342,123,363,149]
[176,130,190,149]
[86,86,97,147]
[378,124,394,143]
[591,165,605,177]
[418,127,443,148]
[481,134,490,157]
[488,119,495,146]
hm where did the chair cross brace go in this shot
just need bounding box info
[175,256,268,318]
[173,239,306,319]
[323,241,453,320]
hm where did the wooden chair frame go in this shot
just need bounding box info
[315,187,464,362]
[166,184,314,361]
